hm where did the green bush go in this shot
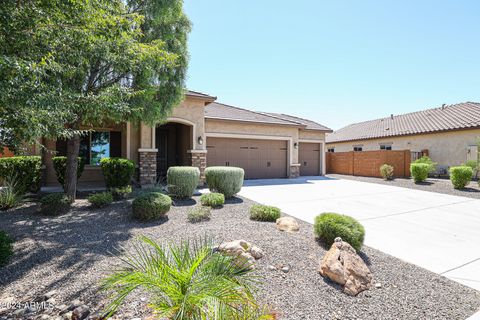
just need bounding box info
[410,163,430,183]
[167,166,200,199]
[100,158,135,189]
[463,160,478,178]
[132,192,172,221]
[414,156,437,173]
[0,231,13,267]
[87,192,113,208]
[0,176,22,210]
[249,204,281,222]
[52,156,85,188]
[111,185,132,200]
[449,166,473,189]
[187,206,211,223]
[39,193,71,216]
[379,164,394,180]
[314,213,365,252]
[204,166,244,198]
[200,192,225,208]
[0,156,41,194]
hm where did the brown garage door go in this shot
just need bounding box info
[299,142,320,176]
[206,137,287,179]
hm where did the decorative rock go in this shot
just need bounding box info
[216,240,263,269]
[276,217,300,232]
[281,265,290,273]
[71,305,90,320]
[267,265,276,271]
[319,240,372,296]
[375,283,382,289]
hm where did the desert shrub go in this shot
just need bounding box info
[167,166,200,199]
[200,192,225,208]
[52,156,85,188]
[249,204,281,222]
[449,166,473,189]
[379,164,394,180]
[39,193,71,216]
[410,163,430,183]
[0,231,13,267]
[205,166,244,198]
[100,158,135,189]
[413,156,437,173]
[132,192,172,221]
[87,192,113,208]
[463,160,478,178]
[101,236,257,319]
[187,206,211,223]
[0,156,41,193]
[314,213,365,251]
[111,185,133,200]
[0,176,22,210]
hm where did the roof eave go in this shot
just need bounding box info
[204,116,307,128]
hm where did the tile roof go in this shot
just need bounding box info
[261,112,332,131]
[326,102,480,143]
[205,102,331,130]
[185,90,216,100]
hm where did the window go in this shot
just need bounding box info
[56,131,122,165]
[327,148,335,153]
[353,146,363,152]
[380,144,392,150]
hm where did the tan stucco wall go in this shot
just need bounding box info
[299,129,326,141]
[326,129,480,167]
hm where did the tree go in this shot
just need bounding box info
[0,0,190,200]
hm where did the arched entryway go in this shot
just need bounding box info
[155,121,193,179]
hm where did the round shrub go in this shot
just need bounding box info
[200,193,225,208]
[39,193,71,216]
[204,166,244,198]
[132,192,172,221]
[52,156,85,189]
[410,163,430,183]
[87,192,113,208]
[249,204,281,222]
[167,166,200,199]
[0,230,13,267]
[111,185,133,200]
[0,156,42,193]
[449,166,473,189]
[187,206,211,223]
[313,213,365,252]
[379,164,394,180]
[413,156,437,173]
[100,158,135,189]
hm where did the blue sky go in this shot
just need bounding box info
[184,1,480,130]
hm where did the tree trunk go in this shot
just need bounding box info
[64,134,80,202]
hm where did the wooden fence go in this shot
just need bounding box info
[326,150,411,178]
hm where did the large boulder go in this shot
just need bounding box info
[216,240,263,269]
[318,238,372,296]
[276,217,300,232]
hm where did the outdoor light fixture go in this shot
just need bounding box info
[197,136,204,145]
[294,142,298,149]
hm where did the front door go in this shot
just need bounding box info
[156,129,168,178]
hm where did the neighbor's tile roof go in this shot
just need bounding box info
[261,112,332,131]
[326,102,480,143]
[205,102,331,130]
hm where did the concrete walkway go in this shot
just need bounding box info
[239,176,480,291]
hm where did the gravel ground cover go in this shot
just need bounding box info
[328,174,480,199]
[0,195,479,320]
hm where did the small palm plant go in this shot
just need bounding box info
[101,236,264,319]
[0,175,22,210]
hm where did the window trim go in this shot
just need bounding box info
[353,145,363,152]
[380,144,392,150]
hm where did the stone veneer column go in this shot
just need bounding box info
[289,164,301,178]
[138,149,157,185]
[189,150,207,185]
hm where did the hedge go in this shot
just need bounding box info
[100,158,135,189]
[314,213,365,252]
[449,166,473,189]
[0,156,41,194]
[167,166,200,199]
[52,156,85,188]
[204,166,244,198]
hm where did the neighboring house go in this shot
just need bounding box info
[36,90,331,186]
[326,102,480,170]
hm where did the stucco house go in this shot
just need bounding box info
[40,90,331,186]
[326,102,480,171]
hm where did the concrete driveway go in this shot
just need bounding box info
[239,176,480,291]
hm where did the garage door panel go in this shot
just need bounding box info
[207,137,287,179]
[299,142,320,176]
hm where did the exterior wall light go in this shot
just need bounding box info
[294,142,298,149]
[197,136,204,145]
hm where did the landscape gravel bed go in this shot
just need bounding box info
[0,195,479,319]
[328,173,480,199]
